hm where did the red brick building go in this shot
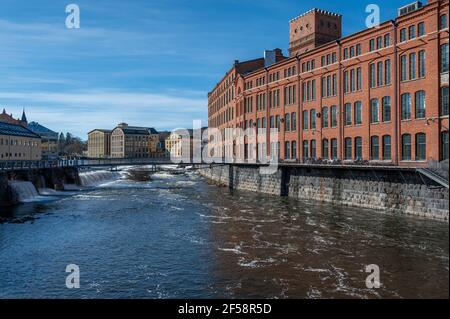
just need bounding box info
[208,0,449,166]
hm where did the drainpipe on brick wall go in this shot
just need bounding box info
[337,40,344,160]
[296,53,301,162]
[392,20,399,166]
[298,54,304,163]
[265,68,270,160]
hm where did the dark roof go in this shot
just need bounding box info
[0,122,41,138]
[87,129,112,135]
[21,110,27,123]
[115,126,158,135]
[28,122,58,137]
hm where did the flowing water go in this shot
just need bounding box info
[0,168,448,298]
[8,181,41,202]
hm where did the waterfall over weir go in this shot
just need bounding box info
[78,170,122,187]
[9,181,40,202]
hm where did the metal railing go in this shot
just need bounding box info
[0,157,174,171]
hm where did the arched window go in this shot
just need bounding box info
[382,135,391,160]
[285,141,291,160]
[285,113,290,132]
[302,140,309,161]
[440,14,448,30]
[370,98,379,123]
[441,131,449,161]
[344,137,352,160]
[302,111,308,130]
[415,90,426,119]
[402,134,412,160]
[345,103,352,125]
[291,112,297,131]
[331,138,338,159]
[292,141,297,160]
[310,109,316,129]
[330,106,338,127]
[322,139,329,159]
[415,133,426,161]
[322,107,329,128]
[354,101,362,125]
[401,93,411,120]
[310,139,316,159]
[355,137,362,160]
[370,136,379,160]
[382,96,391,122]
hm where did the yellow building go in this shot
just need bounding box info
[110,123,159,158]
[87,129,112,158]
[0,121,41,161]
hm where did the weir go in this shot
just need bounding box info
[9,181,40,202]
[0,164,179,206]
[0,166,80,206]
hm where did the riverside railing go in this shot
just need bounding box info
[0,157,174,172]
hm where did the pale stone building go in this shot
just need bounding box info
[0,121,42,161]
[87,129,112,158]
[110,123,158,158]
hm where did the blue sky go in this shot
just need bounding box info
[0,0,413,138]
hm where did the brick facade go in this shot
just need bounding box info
[208,0,449,167]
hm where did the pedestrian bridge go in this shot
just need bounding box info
[0,157,176,172]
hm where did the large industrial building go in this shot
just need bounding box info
[207,0,449,166]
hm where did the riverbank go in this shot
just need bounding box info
[197,164,449,221]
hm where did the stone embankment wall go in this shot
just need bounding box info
[198,165,449,221]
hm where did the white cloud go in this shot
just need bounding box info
[0,89,207,138]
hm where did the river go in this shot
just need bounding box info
[0,167,448,298]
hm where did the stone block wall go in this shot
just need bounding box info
[198,165,449,221]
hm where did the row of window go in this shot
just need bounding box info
[400,50,426,82]
[0,139,39,147]
[236,43,447,109]
[401,91,426,120]
[344,67,363,93]
[268,71,280,83]
[0,152,39,159]
[301,60,315,73]
[400,22,425,43]
[280,132,442,162]
[285,66,297,78]
[231,84,449,129]
[255,76,266,87]
[369,59,392,88]
[321,52,337,67]
[322,73,338,97]
[344,44,362,60]
[209,74,235,100]
[302,80,317,102]
[370,34,391,52]
[238,130,449,163]
[209,86,235,114]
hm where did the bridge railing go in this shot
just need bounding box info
[0,157,175,171]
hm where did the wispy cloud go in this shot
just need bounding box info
[0,89,207,137]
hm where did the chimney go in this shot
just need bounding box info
[264,48,284,67]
